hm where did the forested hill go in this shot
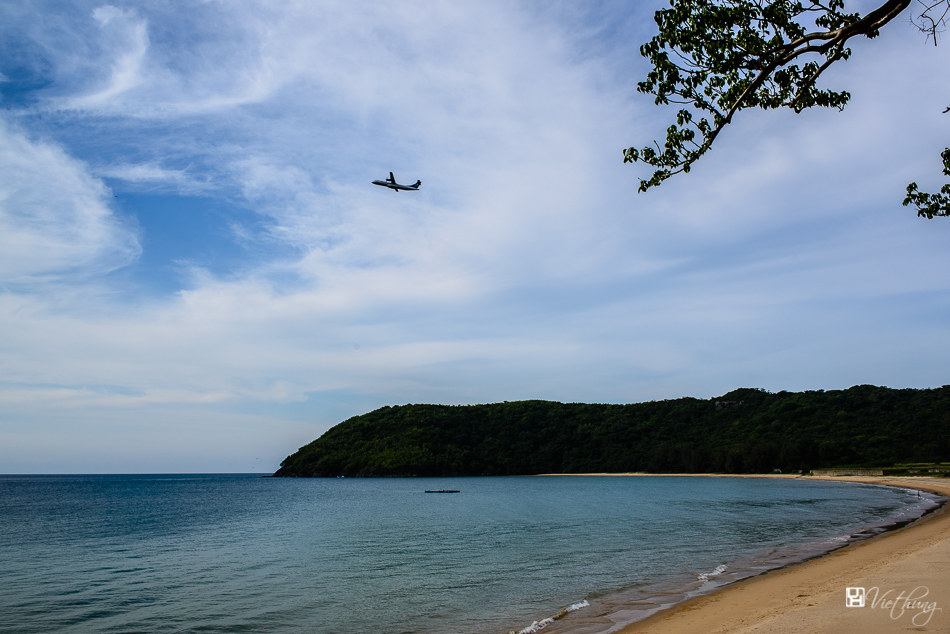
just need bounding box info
[274,386,950,477]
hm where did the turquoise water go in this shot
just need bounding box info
[0,475,937,634]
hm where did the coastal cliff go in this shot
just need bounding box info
[274,385,950,477]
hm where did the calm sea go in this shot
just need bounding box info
[0,475,939,634]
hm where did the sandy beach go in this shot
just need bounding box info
[612,475,950,634]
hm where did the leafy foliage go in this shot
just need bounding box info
[275,385,950,477]
[904,147,950,218]
[624,0,950,215]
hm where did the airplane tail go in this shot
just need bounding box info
[413,180,421,188]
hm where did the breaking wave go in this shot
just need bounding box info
[509,599,590,634]
[697,564,727,582]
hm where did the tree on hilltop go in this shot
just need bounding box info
[624,0,950,217]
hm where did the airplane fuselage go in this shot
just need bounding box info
[372,172,421,191]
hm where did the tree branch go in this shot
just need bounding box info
[625,0,947,198]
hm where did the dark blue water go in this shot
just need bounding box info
[0,475,937,634]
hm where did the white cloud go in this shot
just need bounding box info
[68,6,149,109]
[95,162,210,193]
[0,119,140,283]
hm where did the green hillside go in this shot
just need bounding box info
[274,385,950,477]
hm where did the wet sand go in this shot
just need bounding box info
[614,475,950,634]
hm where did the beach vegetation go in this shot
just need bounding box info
[275,385,950,477]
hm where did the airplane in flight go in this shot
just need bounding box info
[372,172,421,192]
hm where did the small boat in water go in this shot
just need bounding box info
[424,490,460,493]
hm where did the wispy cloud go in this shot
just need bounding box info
[0,119,140,284]
[95,162,210,192]
[67,5,149,108]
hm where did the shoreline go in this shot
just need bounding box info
[539,474,949,634]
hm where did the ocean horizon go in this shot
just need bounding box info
[0,474,941,634]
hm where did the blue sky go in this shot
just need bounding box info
[1,0,948,473]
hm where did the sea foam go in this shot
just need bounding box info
[516,617,555,634]
[697,564,727,582]
[510,599,590,634]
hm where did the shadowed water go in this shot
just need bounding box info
[0,474,937,634]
